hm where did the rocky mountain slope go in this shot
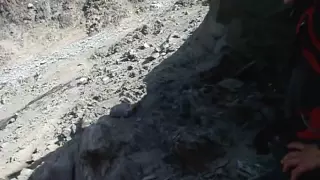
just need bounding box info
[0,0,146,67]
[0,0,296,179]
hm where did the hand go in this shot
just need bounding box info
[281,142,320,180]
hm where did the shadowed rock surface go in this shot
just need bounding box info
[0,0,297,179]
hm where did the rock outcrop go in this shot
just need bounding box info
[4,0,296,179]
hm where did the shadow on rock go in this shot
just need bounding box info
[11,0,299,179]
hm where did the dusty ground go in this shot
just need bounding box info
[0,0,294,179]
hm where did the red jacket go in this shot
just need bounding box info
[296,2,320,139]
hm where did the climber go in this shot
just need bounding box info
[253,0,320,180]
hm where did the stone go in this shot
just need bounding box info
[27,3,34,9]
[17,168,33,180]
[151,52,160,59]
[80,124,116,159]
[129,72,136,78]
[122,49,137,61]
[154,47,161,52]
[70,124,77,136]
[150,2,163,9]
[167,46,176,53]
[127,66,133,71]
[8,114,18,124]
[217,78,244,92]
[28,148,74,180]
[121,97,134,104]
[8,117,16,124]
[92,95,103,102]
[78,120,135,177]
[109,103,135,118]
[153,20,164,35]
[139,43,150,50]
[142,52,160,64]
[169,33,180,39]
[102,77,110,84]
[141,25,149,35]
[160,42,170,51]
[77,77,89,85]
[128,49,136,56]
[173,5,181,11]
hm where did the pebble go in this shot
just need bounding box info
[121,97,134,104]
[17,168,34,180]
[151,52,160,59]
[92,95,103,102]
[154,47,161,52]
[142,43,150,49]
[8,117,16,124]
[170,33,180,39]
[8,114,18,124]
[150,2,163,9]
[77,77,89,85]
[102,77,110,84]
[127,66,133,71]
[27,3,34,9]
[167,33,181,43]
[1,142,8,149]
[141,25,149,35]
[128,49,136,56]
[129,72,136,78]
[70,124,77,136]
[160,42,170,50]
